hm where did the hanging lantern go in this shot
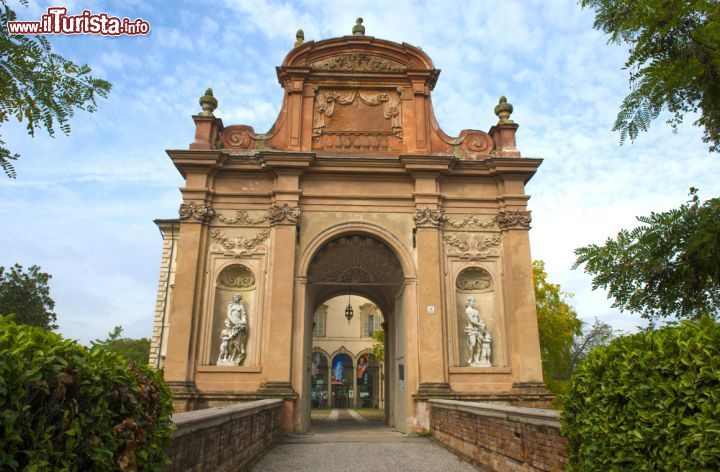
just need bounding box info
[345,290,354,323]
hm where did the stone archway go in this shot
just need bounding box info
[299,232,409,432]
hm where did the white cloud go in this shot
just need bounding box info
[3,0,719,345]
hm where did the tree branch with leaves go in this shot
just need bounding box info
[580,0,720,151]
[574,189,720,321]
[0,0,111,177]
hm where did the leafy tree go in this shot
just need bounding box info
[573,189,720,321]
[371,328,384,363]
[533,260,582,395]
[94,325,151,365]
[569,317,615,373]
[0,263,56,330]
[0,0,111,177]
[580,0,720,151]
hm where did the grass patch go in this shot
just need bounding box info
[352,408,385,422]
[310,408,331,421]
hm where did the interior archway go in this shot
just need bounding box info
[300,232,409,432]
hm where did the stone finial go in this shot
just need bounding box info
[352,18,365,36]
[294,29,305,48]
[494,96,514,124]
[199,88,218,117]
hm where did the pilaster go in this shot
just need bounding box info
[497,208,544,383]
[164,200,214,395]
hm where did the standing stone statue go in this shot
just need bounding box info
[479,331,492,367]
[464,296,491,367]
[217,293,249,366]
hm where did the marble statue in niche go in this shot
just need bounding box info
[464,296,492,367]
[217,293,249,366]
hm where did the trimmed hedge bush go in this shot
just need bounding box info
[562,316,720,470]
[0,316,173,470]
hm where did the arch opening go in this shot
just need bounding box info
[299,232,409,433]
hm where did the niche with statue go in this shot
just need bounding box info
[455,266,497,367]
[210,263,257,366]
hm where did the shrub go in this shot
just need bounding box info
[0,315,173,470]
[562,316,720,470]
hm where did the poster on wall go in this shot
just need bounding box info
[332,356,344,384]
[356,353,368,385]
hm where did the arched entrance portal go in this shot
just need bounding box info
[301,233,409,432]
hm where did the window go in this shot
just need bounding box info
[362,313,377,338]
[313,312,326,337]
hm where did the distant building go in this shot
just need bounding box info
[311,295,384,410]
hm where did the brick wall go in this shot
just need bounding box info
[429,400,566,472]
[166,399,283,471]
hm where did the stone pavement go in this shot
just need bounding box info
[251,409,478,471]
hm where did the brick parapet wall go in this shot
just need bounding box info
[429,400,566,472]
[166,399,283,471]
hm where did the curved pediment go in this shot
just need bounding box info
[282,36,436,73]
[193,28,521,160]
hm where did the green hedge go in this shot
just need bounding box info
[562,316,720,470]
[0,316,173,470]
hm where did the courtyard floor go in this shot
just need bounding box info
[251,408,478,471]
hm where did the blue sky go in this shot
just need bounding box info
[2,0,719,344]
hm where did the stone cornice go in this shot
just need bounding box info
[166,149,226,178]
[399,154,455,173]
[260,152,315,170]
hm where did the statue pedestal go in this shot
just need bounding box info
[217,359,241,366]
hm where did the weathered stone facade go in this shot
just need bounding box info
[152,26,550,433]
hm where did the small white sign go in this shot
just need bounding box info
[426,305,436,314]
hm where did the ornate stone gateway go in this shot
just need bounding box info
[151,20,550,433]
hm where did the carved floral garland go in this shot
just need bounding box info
[216,209,268,225]
[209,228,270,251]
[443,233,502,261]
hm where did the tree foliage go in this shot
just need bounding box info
[570,317,615,373]
[371,329,384,363]
[0,316,173,470]
[562,316,720,470]
[574,189,720,321]
[0,0,111,177]
[0,263,57,330]
[580,0,720,151]
[533,260,583,395]
[93,326,151,365]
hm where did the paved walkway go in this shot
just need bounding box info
[251,409,478,471]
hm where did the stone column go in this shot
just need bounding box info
[353,358,358,408]
[163,200,214,408]
[496,206,546,394]
[256,154,312,429]
[413,206,449,391]
[401,162,454,398]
